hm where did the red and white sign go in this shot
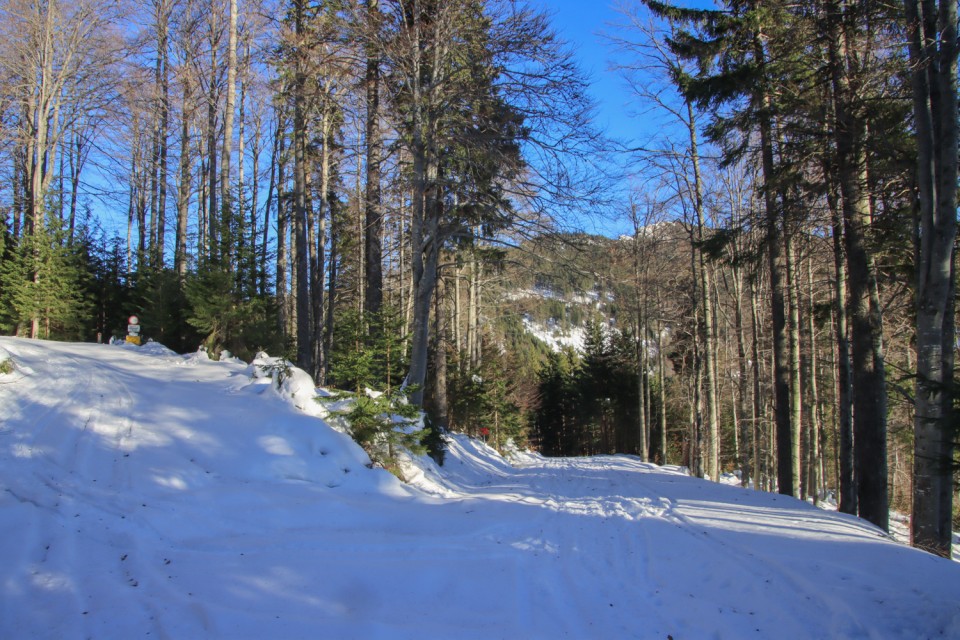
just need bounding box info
[128,315,139,325]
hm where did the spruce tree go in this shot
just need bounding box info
[184,262,283,360]
[85,233,132,342]
[532,350,578,457]
[449,344,524,450]
[329,307,409,394]
[0,220,90,339]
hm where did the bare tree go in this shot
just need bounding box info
[607,12,721,479]
[149,0,172,267]
[219,0,237,267]
[0,0,123,232]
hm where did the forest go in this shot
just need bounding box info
[0,0,955,559]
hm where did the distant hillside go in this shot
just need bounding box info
[496,233,619,353]
[490,225,690,358]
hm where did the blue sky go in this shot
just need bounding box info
[537,0,647,234]
[543,0,719,146]
[541,0,718,233]
[542,0,639,146]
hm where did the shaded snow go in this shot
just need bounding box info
[1,336,959,639]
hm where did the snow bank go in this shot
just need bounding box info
[2,336,959,640]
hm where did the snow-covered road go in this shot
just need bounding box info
[1,337,958,639]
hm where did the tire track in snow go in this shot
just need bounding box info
[615,461,873,639]
[466,455,669,637]
[0,342,112,637]
[498,454,858,638]
[532,457,671,637]
[0,342,169,639]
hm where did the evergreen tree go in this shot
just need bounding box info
[329,307,408,393]
[644,0,801,496]
[532,349,580,457]
[579,319,615,454]
[333,386,424,477]
[134,267,192,352]
[449,344,524,450]
[77,227,132,343]
[0,220,90,339]
[609,328,644,455]
[184,262,284,360]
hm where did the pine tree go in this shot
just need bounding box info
[183,262,283,360]
[0,220,90,339]
[329,307,409,393]
[532,349,579,457]
[449,344,524,450]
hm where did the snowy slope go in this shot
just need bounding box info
[2,337,959,639]
[521,315,586,353]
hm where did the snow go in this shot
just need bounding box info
[2,337,960,639]
[522,315,586,353]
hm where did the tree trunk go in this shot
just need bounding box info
[12,145,24,239]
[827,0,888,530]
[275,122,289,335]
[749,277,764,491]
[731,264,750,487]
[292,0,312,373]
[149,0,170,267]
[687,101,720,482]
[753,32,794,495]
[906,0,958,557]
[632,205,649,461]
[310,110,330,383]
[785,230,803,498]
[636,324,648,461]
[127,149,136,276]
[262,112,282,296]
[688,228,704,478]
[407,223,439,406]
[26,1,55,232]
[136,142,148,264]
[642,333,652,459]
[454,262,463,358]
[364,0,384,316]
[237,52,248,287]
[406,109,441,405]
[245,57,259,295]
[658,317,668,465]
[468,247,482,369]
[197,133,208,254]
[429,269,449,426]
[325,186,337,382]
[220,0,237,269]
[805,257,823,504]
[67,126,84,245]
[175,80,192,278]
[827,169,856,514]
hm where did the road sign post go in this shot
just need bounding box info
[126,315,141,346]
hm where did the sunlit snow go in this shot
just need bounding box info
[1,337,959,639]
